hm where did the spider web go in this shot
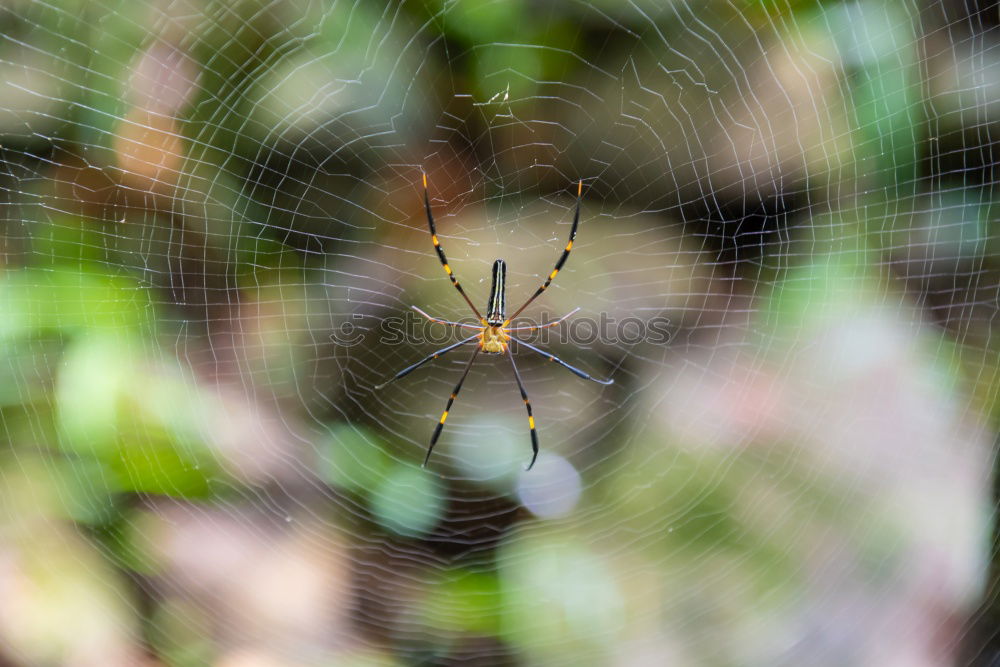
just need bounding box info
[0,0,998,665]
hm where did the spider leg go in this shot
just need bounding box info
[422,173,485,322]
[507,307,581,332]
[506,180,583,323]
[510,338,614,386]
[412,306,482,330]
[374,333,480,390]
[508,350,539,471]
[425,346,481,467]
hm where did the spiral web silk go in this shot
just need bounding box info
[0,1,997,665]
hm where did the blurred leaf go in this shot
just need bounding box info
[55,334,130,457]
[56,333,218,497]
[420,571,502,637]
[755,248,879,341]
[469,45,546,102]
[370,466,444,538]
[0,266,155,340]
[115,509,163,576]
[429,0,575,100]
[75,0,152,153]
[57,458,120,525]
[148,598,215,667]
[498,531,624,661]
[0,338,61,407]
[607,447,801,600]
[821,2,922,192]
[435,0,526,45]
[30,214,116,265]
[741,0,820,16]
[321,423,393,495]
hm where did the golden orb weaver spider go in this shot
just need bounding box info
[375,174,613,470]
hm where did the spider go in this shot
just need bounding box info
[375,174,613,470]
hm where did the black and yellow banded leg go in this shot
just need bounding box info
[422,173,485,322]
[511,338,614,386]
[507,180,583,323]
[508,350,540,471]
[374,334,480,390]
[425,346,482,467]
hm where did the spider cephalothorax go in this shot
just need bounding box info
[374,176,613,470]
[480,324,510,354]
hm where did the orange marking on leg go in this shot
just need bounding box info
[577,180,582,196]
[528,416,535,429]
[439,411,449,424]
[432,234,439,246]
[548,269,558,280]
[565,240,573,251]
[423,172,428,188]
